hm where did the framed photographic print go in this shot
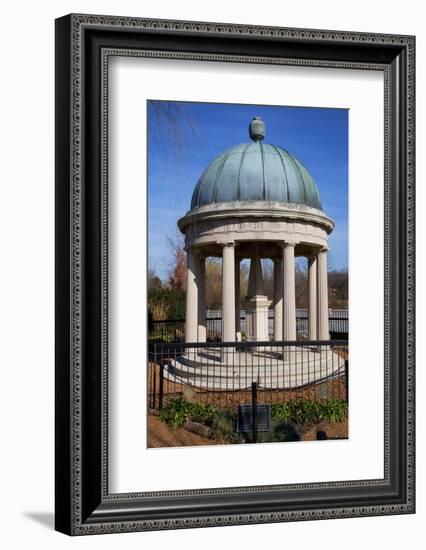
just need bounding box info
[55,14,415,535]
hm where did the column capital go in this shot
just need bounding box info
[220,241,236,249]
[307,247,327,260]
[279,240,298,249]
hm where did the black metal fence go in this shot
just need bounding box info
[148,339,348,412]
[149,318,186,342]
[149,311,348,343]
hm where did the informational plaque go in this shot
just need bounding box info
[237,404,271,433]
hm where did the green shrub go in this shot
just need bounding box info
[188,402,217,426]
[148,287,185,320]
[159,398,216,429]
[257,419,300,443]
[271,400,348,425]
[159,398,192,429]
[159,398,348,442]
[210,410,237,441]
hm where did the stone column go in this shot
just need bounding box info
[317,248,330,341]
[282,243,296,342]
[308,253,318,340]
[273,257,283,341]
[235,257,241,340]
[222,243,236,342]
[197,254,206,343]
[185,248,199,343]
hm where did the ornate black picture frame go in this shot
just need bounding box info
[55,14,415,535]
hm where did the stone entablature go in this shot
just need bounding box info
[179,201,333,254]
[179,200,334,232]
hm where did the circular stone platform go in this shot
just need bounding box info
[162,346,345,390]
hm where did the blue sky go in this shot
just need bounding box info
[148,101,348,280]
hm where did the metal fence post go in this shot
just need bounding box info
[252,382,257,444]
[152,343,157,410]
[151,366,156,410]
[159,363,164,411]
[345,359,349,403]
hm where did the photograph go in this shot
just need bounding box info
[147,100,349,448]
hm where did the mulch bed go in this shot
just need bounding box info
[147,416,225,448]
[300,419,348,441]
[147,414,348,448]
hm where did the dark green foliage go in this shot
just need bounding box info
[271,399,348,425]
[257,419,301,443]
[209,409,238,441]
[148,287,186,320]
[159,398,216,429]
[272,420,301,441]
[148,275,162,291]
[159,398,239,441]
[159,398,347,444]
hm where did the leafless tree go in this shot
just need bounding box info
[166,230,187,291]
[148,100,199,158]
[260,259,274,300]
[205,258,222,309]
[328,269,348,309]
[239,261,249,301]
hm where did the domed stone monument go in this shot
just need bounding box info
[165,117,344,389]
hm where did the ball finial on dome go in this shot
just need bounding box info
[249,117,265,142]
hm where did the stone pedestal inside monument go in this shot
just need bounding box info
[243,295,272,343]
[243,255,272,343]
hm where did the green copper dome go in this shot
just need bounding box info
[190,117,322,211]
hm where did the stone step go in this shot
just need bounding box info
[167,352,343,377]
[163,354,345,390]
[163,364,345,390]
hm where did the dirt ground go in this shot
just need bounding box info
[147,414,348,448]
[300,418,348,441]
[147,415,223,448]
